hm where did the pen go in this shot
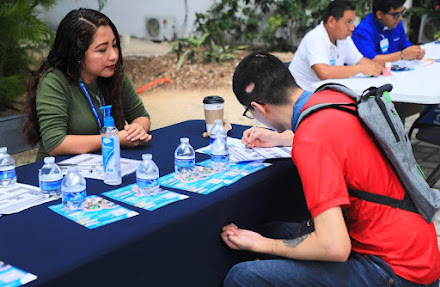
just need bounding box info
[250,120,259,137]
[246,120,259,148]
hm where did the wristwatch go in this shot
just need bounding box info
[400,51,404,60]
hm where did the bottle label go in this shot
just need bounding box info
[40,179,62,191]
[63,189,87,201]
[0,168,16,180]
[175,158,195,166]
[211,154,229,163]
[102,137,120,174]
[137,178,158,188]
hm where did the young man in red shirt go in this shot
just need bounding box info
[221,52,440,286]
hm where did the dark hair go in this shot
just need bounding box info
[23,8,125,146]
[373,0,406,15]
[232,52,298,109]
[323,0,356,23]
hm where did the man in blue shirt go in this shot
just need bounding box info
[352,0,425,123]
[352,0,425,66]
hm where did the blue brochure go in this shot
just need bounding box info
[159,160,270,194]
[0,261,37,287]
[49,195,138,229]
[103,185,188,211]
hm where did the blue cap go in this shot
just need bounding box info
[100,105,115,127]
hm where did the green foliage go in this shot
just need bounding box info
[170,32,210,70]
[0,0,53,108]
[170,31,246,70]
[406,0,440,43]
[204,40,245,63]
[97,0,107,11]
[194,0,373,52]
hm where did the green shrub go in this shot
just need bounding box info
[0,0,54,110]
[194,0,372,52]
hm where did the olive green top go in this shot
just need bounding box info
[35,69,149,161]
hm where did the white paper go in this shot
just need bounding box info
[196,137,292,162]
[391,59,426,69]
[58,154,141,180]
[0,183,56,215]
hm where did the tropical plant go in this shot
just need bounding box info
[406,0,440,43]
[170,32,210,70]
[170,30,245,70]
[194,0,373,52]
[0,0,54,111]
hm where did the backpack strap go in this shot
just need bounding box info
[297,83,421,216]
[295,103,357,131]
[314,82,359,100]
[348,188,418,214]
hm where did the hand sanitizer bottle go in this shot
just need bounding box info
[100,105,122,185]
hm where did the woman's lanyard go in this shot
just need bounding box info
[79,80,106,130]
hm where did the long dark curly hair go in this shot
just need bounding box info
[22,8,125,146]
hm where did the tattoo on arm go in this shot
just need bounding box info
[282,233,311,249]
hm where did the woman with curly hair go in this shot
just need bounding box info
[23,8,151,161]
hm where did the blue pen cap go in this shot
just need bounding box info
[100,105,115,127]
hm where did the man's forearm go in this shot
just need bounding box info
[313,64,362,80]
[372,52,401,66]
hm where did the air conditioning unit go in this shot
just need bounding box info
[145,16,176,42]
[418,14,440,43]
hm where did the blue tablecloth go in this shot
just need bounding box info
[0,120,308,287]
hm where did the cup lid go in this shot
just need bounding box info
[203,95,224,104]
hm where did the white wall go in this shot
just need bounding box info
[40,0,215,39]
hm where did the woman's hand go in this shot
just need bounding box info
[124,122,151,141]
[119,123,152,147]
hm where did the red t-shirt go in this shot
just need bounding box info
[292,89,440,284]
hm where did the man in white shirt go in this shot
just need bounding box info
[289,0,384,92]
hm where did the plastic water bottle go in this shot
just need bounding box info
[39,157,63,198]
[209,119,227,145]
[0,147,16,188]
[210,119,229,171]
[100,105,122,185]
[136,154,159,196]
[174,137,195,176]
[210,138,229,172]
[61,166,87,212]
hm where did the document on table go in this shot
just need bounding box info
[391,59,431,69]
[0,183,57,215]
[58,153,141,180]
[104,185,188,211]
[49,195,138,229]
[196,137,292,162]
[0,260,37,286]
[159,160,271,194]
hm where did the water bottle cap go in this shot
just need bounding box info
[180,137,189,143]
[0,147,7,153]
[142,154,152,160]
[44,156,55,164]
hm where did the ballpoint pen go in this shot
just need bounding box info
[246,120,259,148]
[250,120,259,136]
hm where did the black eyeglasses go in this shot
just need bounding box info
[242,101,265,119]
[387,7,406,20]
